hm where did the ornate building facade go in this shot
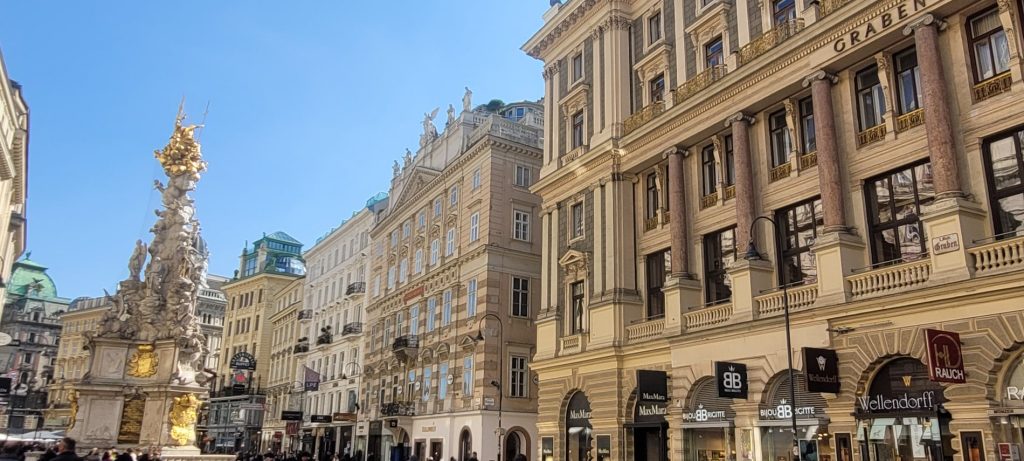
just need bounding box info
[47,295,109,430]
[0,49,28,321]
[362,99,544,461]
[524,0,1024,461]
[262,277,303,453]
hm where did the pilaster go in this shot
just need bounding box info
[663,276,703,336]
[920,197,987,285]
[811,231,865,307]
[604,14,632,137]
[726,259,774,323]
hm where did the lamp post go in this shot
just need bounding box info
[473,313,504,461]
[744,215,800,461]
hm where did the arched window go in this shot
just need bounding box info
[459,428,473,461]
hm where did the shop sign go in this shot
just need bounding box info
[637,370,668,402]
[857,390,937,412]
[931,234,960,255]
[635,401,669,423]
[311,414,331,423]
[230,352,257,371]
[998,443,1021,461]
[273,432,283,440]
[281,411,303,421]
[830,0,928,53]
[541,437,554,461]
[758,399,817,420]
[566,392,593,427]
[596,435,611,460]
[0,377,11,394]
[388,420,398,428]
[716,362,748,399]
[682,403,728,422]
[1007,387,1024,400]
[333,412,355,422]
[286,422,299,435]
[803,347,841,393]
[404,286,425,302]
[925,329,965,383]
[422,425,436,433]
[369,421,382,435]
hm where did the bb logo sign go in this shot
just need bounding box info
[716,362,748,399]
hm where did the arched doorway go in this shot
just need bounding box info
[459,428,473,461]
[565,391,592,461]
[757,370,828,461]
[680,377,736,461]
[504,428,529,461]
[856,357,951,461]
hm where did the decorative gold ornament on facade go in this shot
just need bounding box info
[168,393,200,446]
[127,344,159,378]
[154,108,206,178]
[66,389,79,431]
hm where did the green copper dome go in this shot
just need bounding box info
[8,253,58,299]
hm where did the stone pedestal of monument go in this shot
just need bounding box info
[69,337,207,454]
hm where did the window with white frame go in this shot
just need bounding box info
[414,249,423,274]
[387,266,396,289]
[442,289,452,325]
[572,51,584,82]
[398,259,408,283]
[427,297,437,331]
[472,168,481,190]
[513,209,530,241]
[571,110,585,149]
[467,279,478,317]
[514,165,532,187]
[403,221,411,239]
[446,228,456,256]
[570,201,585,240]
[418,211,426,229]
[434,198,443,218]
[391,230,399,248]
[511,276,529,317]
[463,356,474,396]
[439,362,449,399]
[648,10,662,44]
[422,366,432,402]
[430,239,440,266]
[470,213,480,242]
[510,355,528,398]
[449,185,459,206]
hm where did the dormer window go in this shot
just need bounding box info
[648,11,663,44]
[572,52,584,82]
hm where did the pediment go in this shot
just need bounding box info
[559,249,590,277]
[391,166,442,211]
[459,335,478,351]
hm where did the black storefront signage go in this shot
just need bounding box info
[635,401,669,423]
[925,329,966,384]
[0,377,11,394]
[541,437,554,461]
[566,392,593,427]
[637,370,668,402]
[716,362,748,399]
[856,357,945,415]
[281,411,303,421]
[368,421,382,436]
[230,352,257,371]
[804,347,841,393]
[596,435,611,461]
[311,414,331,423]
[759,399,818,420]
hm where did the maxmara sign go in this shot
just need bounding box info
[832,0,929,53]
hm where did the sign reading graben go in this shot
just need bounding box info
[831,0,929,53]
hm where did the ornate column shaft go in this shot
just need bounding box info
[604,14,632,136]
[804,71,847,232]
[665,147,690,276]
[905,15,963,198]
[728,114,756,248]
[540,210,551,310]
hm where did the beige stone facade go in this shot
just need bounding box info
[362,103,544,461]
[524,1,1024,461]
[0,50,29,320]
[262,277,303,452]
[47,296,109,429]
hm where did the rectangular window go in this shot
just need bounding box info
[422,367,432,402]
[427,298,437,332]
[414,249,423,274]
[403,221,411,239]
[571,110,585,149]
[510,355,528,398]
[470,212,480,242]
[514,165,532,187]
[446,228,456,256]
[773,0,796,25]
[570,281,585,334]
[418,211,426,229]
[648,12,662,44]
[701,145,717,196]
[449,185,459,206]
[723,135,735,185]
[410,305,420,336]
[894,47,922,114]
[513,210,531,241]
[572,52,584,82]
[391,230,399,248]
[463,356,474,396]
[799,97,816,153]
[961,431,986,461]
[646,172,660,219]
[467,279,478,317]
[705,37,724,68]
[865,162,935,264]
[442,289,452,325]
[387,266,396,289]
[649,73,665,103]
[511,276,529,317]
[856,66,886,131]
[983,128,1024,237]
[646,250,669,319]
[430,239,440,266]
[970,8,1010,83]
[396,311,405,336]
[776,198,824,284]
[438,362,449,399]
[571,202,585,239]
[769,109,792,168]
[434,198,443,218]
[703,227,737,304]
[373,275,381,297]
[472,168,481,190]
[399,259,408,283]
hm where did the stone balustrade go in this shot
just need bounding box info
[685,303,733,331]
[848,259,932,299]
[737,19,805,67]
[857,124,887,147]
[626,317,666,344]
[560,333,585,355]
[799,152,818,169]
[970,234,1024,275]
[755,283,819,317]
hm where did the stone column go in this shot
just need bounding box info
[665,147,689,276]
[803,71,847,232]
[604,14,632,137]
[591,25,606,136]
[905,15,963,198]
[539,210,551,313]
[728,113,756,248]
[542,64,558,168]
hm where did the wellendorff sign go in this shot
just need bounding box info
[832,0,928,53]
[857,390,936,412]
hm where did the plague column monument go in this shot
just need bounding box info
[69,109,213,455]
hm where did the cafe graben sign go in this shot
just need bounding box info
[831,0,929,53]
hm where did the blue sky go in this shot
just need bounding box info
[0,2,549,299]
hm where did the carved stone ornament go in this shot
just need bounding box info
[168,393,200,446]
[559,249,590,279]
[126,344,158,378]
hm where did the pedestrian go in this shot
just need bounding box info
[469,453,479,461]
[0,443,21,461]
[52,438,80,461]
[513,455,527,461]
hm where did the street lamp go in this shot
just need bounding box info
[472,313,504,461]
[745,215,800,461]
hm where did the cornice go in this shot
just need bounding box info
[524,0,636,60]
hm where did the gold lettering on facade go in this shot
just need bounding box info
[117,397,146,445]
[832,0,927,53]
[127,344,158,378]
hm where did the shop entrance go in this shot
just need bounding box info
[631,370,670,461]
[681,377,737,461]
[855,358,952,461]
[758,371,829,461]
[565,391,593,461]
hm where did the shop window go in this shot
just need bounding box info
[864,161,935,264]
[703,227,737,304]
[982,128,1024,238]
[645,249,670,319]
[856,66,886,131]
[961,431,985,461]
[565,392,593,461]
[776,197,824,283]
[769,109,792,168]
[969,8,1011,83]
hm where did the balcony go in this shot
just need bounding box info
[974,72,1013,102]
[754,283,818,318]
[380,401,416,417]
[684,302,733,331]
[293,339,310,354]
[970,234,1024,276]
[673,65,727,104]
[737,19,805,67]
[297,309,313,321]
[345,282,366,297]
[896,109,925,133]
[700,192,719,210]
[626,317,665,344]
[799,152,818,169]
[623,100,665,136]
[560,333,586,355]
[342,322,363,336]
[392,335,419,352]
[857,124,886,147]
[644,216,659,232]
[769,163,792,183]
[848,258,931,300]
[316,327,333,346]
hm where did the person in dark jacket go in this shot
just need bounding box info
[0,443,22,461]
[52,438,80,461]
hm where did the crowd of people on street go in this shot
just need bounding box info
[0,438,161,461]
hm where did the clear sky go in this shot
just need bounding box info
[0,2,550,299]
